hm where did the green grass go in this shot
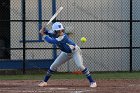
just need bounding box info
[0,72,140,80]
[93,72,140,79]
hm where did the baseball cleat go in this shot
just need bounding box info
[38,81,48,87]
[90,82,97,88]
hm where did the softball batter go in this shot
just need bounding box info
[39,22,97,88]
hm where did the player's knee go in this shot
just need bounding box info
[50,65,57,71]
[77,64,85,71]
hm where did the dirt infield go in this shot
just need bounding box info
[0,79,140,93]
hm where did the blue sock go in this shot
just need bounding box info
[86,74,95,83]
[82,68,95,83]
[44,69,54,82]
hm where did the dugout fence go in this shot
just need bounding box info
[0,0,140,74]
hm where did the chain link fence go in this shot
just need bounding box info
[0,0,140,74]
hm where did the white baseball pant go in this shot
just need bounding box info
[50,45,86,71]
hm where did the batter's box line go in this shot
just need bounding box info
[48,87,94,93]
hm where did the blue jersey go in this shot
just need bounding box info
[43,33,76,53]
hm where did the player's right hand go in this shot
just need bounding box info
[40,26,46,36]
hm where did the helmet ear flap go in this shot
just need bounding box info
[54,30,58,34]
[54,30,60,37]
[62,29,65,33]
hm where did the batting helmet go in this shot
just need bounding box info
[52,22,64,31]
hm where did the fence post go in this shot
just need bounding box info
[130,0,133,72]
[38,0,42,41]
[52,0,57,59]
[22,0,26,74]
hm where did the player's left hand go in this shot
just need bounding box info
[40,26,46,36]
